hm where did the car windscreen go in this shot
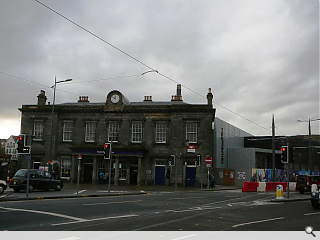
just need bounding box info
[297,175,307,183]
[14,170,27,177]
[310,176,320,183]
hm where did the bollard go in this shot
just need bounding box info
[276,185,284,200]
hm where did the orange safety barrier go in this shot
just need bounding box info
[266,182,287,192]
[242,182,259,192]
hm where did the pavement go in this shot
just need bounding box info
[0,182,312,202]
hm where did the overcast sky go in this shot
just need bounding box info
[0,0,319,139]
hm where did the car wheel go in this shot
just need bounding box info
[312,202,319,209]
[0,185,4,194]
[28,185,34,193]
[55,184,62,191]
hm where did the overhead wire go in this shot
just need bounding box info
[33,0,269,132]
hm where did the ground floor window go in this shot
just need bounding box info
[61,157,71,178]
[119,160,127,180]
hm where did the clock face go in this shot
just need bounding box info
[111,94,120,103]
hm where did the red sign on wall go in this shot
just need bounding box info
[187,145,196,153]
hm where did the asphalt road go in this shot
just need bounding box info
[0,190,318,232]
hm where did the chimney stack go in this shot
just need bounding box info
[78,96,89,102]
[207,88,213,107]
[171,84,183,101]
[143,96,152,101]
[37,90,47,106]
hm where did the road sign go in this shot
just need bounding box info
[187,145,196,153]
[205,156,212,165]
[78,155,82,160]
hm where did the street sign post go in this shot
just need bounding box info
[77,155,82,195]
[205,156,212,189]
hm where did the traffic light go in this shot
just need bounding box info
[104,143,111,159]
[17,134,26,153]
[281,146,289,163]
[169,155,175,166]
[195,154,201,166]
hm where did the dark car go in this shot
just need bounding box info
[296,175,320,194]
[9,169,63,193]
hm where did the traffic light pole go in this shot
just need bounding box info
[287,141,290,199]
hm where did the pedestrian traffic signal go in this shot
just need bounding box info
[104,143,111,159]
[195,154,201,166]
[169,155,175,166]
[281,146,289,163]
[17,134,26,153]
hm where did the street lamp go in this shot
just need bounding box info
[297,118,320,174]
[185,139,189,189]
[48,77,72,166]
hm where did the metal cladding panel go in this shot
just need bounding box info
[213,118,252,169]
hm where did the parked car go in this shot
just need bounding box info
[296,175,320,194]
[8,169,63,193]
[0,180,7,194]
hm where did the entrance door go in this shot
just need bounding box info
[130,165,138,185]
[186,167,196,187]
[155,166,165,186]
[223,169,235,185]
[84,164,93,183]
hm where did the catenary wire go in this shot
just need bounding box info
[34,0,270,132]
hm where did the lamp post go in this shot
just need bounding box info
[185,139,189,189]
[297,118,320,174]
[48,77,72,166]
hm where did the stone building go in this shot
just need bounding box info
[18,85,216,186]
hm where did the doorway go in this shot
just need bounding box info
[130,165,138,185]
[155,166,165,186]
[83,164,93,183]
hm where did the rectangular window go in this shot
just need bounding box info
[61,158,71,178]
[186,122,197,143]
[119,160,127,180]
[63,121,73,142]
[85,122,96,142]
[33,121,43,141]
[108,123,119,142]
[155,123,167,143]
[132,122,142,143]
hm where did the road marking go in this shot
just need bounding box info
[0,206,84,221]
[51,214,139,226]
[304,212,320,216]
[172,234,197,240]
[83,200,143,206]
[58,237,81,240]
[97,190,127,193]
[166,206,222,213]
[167,197,205,200]
[232,217,284,228]
[73,190,87,194]
[0,195,8,199]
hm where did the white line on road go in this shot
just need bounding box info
[304,212,320,216]
[0,206,85,221]
[96,190,127,193]
[83,200,143,206]
[167,197,205,200]
[74,190,87,194]
[0,195,8,199]
[171,234,197,240]
[51,214,139,226]
[58,237,82,240]
[165,206,222,213]
[232,217,284,228]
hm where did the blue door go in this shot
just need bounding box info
[155,166,165,186]
[186,167,196,187]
